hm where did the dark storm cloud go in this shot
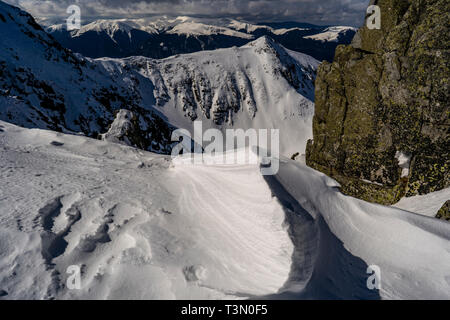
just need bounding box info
[4,0,370,26]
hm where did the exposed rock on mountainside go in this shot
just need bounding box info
[0,1,318,157]
[306,0,449,205]
[436,200,450,221]
[139,36,317,125]
[120,36,319,156]
[0,1,173,152]
[100,109,171,153]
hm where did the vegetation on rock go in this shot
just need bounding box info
[306,0,449,205]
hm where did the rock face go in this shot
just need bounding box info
[436,200,450,221]
[306,0,449,205]
[141,36,317,125]
[0,1,174,153]
[101,109,172,153]
[0,1,318,157]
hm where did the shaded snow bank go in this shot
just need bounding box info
[393,188,450,218]
[270,158,450,299]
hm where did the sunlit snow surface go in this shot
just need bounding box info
[0,121,449,300]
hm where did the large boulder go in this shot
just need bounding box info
[101,109,173,153]
[306,0,449,204]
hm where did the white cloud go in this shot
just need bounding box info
[4,0,369,26]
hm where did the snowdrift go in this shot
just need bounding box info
[0,121,449,299]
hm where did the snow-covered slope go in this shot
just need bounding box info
[120,36,318,156]
[75,19,159,38]
[272,159,450,299]
[46,15,356,62]
[166,21,253,39]
[393,188,450,218]
[0,121,293,299]
[227,20,273,34]
[272,27,310,35]
[0,1,319,157]
[0,1,173,153]
[1,121,449,300]
[304,26,357,42]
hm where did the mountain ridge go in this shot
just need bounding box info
[0,1,318,156]
[45,16,356,62]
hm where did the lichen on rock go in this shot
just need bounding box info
[436,200,450,221]
[306,0,449,205]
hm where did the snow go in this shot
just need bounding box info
[1,120,449,300]
[272,27,309,35]
[395,151,411,178]
[45,23,67,32]
[269,157,450,299]
[394,188,450,218]
[304,26,357,42]
[73,19,159,38]
[166,22,254,39]
[0,121,293,299]
[101,109,135,146]
[129,36,319,157]
[227,20,273,33]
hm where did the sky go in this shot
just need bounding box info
[4,0,369,26]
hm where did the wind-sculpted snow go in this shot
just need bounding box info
[1,121,449,300]
[0,121,293,299]
[270,159,450,299]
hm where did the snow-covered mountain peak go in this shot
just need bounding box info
[245,35,319,78]
[166,21,254,39]
[72,19,159,40]
[246,35,293,57]
[119,35,319,155]
[45,23,66,32]
[304,26,357,42]
[246,34,278,48]
[227,20,274,33]
[0,1,319,157]
[75,20,134,36]
[0,1,173,152]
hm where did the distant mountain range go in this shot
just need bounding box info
[46,17,356,62]
[0,2,318,156]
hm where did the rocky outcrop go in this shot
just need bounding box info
[436,200,450,221]
[306,0,449,204]
[0,1,318,157]
[0,1,174,153]
[140,36,317,126]
[101,109,172,153]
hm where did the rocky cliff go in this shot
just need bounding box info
[306,0,449,205]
